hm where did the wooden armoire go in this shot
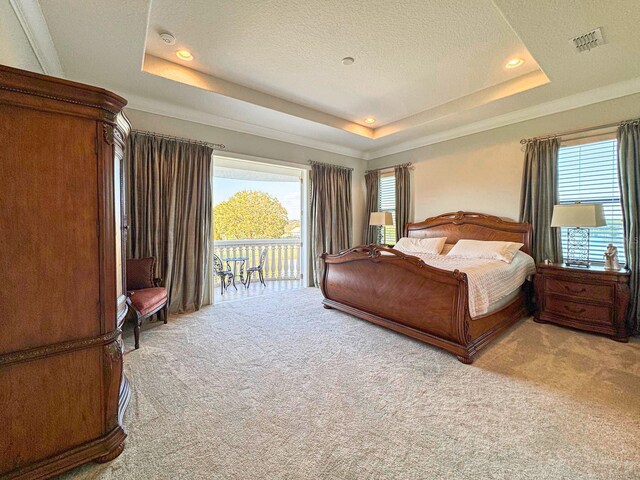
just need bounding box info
[0,65,130,478]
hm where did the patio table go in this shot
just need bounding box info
[223,256,249,289]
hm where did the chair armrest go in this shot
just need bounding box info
[153,277,163,287]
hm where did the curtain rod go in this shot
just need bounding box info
[131,129,226,150]
[520,117,639,145]
[365,162,413,174]
[308,160,354,172]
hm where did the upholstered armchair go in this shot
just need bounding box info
[126,257,168,349]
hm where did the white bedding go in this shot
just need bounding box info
[393,248,536,318]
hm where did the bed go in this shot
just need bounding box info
[320,212,534,364]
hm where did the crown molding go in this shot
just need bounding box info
[364,76,640,160]
[122,91,367,159]
[113,77,640,163]
[9,0,64,77]
[124,75,640,163]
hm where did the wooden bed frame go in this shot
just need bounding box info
[320,212,533,364]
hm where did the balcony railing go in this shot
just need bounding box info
[212,238,302,284]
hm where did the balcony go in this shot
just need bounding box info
[212,238,303,302]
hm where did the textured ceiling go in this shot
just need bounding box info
[146,0,540,127]
[36,0,640,159]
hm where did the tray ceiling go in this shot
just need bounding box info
[145,0,544,130]
[34,0,640,159]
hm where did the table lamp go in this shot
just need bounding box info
[369,211,393,246]
[551,202,606,267]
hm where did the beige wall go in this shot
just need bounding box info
[367,93,640,223]
[125,108,366,245]
[0,1,42,73]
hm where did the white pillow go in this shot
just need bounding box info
[394,237,447,255]
[446,239,524,263]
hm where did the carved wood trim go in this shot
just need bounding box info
[103,340,122,374]
[103,339,124,430]
[0,330,120,367]
[0,83,122,115]
[430,211,503,222]
[94,442,125,463]
[322,244,468,281]
[405,211,532,255]
[103,122,115,145]
[456,279,471,343]
[0,64,126,115]
[2,426,126,479]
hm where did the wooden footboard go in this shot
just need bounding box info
[320,244,530,363]
[320,212,533,363]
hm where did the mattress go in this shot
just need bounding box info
[392,249,536,318]
[482,287,522,318]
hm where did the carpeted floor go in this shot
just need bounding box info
[62,288,640,480]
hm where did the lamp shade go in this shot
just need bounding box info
[369,211,393,226]
[551,203,606,227]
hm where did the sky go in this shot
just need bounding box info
[214,178,301,220]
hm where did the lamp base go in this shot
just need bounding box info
[565,227,591,268]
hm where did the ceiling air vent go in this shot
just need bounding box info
[571,27,605,53]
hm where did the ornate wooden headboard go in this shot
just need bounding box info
[405,211,532,255]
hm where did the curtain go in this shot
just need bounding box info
[519,138,561,263]
[362,170,380,244]
[310,162,352,287]
[617,122,640,333]
[126,132,213,313]
[394,165,411,241]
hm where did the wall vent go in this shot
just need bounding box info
[571,27,605,53]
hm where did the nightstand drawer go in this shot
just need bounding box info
[544,278,613,303]
[545,297,611,325]
[534,263,631,340]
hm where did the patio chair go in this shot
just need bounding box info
[213,253,233,294]
[245,249,267,288]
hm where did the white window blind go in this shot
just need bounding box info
[557,139,626,264]
[379,173,396,244]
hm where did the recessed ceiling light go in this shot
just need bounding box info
[364,117,376,124]
[176,50,194,61]
[505,58,524,69]
[341,57,355,66]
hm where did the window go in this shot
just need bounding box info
[557,138,625,265]
[379,172,396,244]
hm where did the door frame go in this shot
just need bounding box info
[210,152,310,301]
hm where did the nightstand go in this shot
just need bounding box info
[534,263,631,342]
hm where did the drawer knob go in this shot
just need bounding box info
[564,305,586,314]
[564,285,586,294]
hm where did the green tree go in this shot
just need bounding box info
[214,190,288,240]
[283,220,301,238]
